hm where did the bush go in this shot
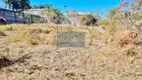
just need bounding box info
[0,31,6,36]
[97,20,109,26]
[79,14,97,26]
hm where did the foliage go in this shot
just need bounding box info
[44,5,62,24]
[108,8,120,19]
[32,4,52,9]
[0,31,7,36]
[32,4,62,24]
[107,0,142,33]
[20,0,31,10]
[138,0,142,6]
[97,20,109,26]
[79,14,97,26]
[3,0,31,11]
[108,0,142,20]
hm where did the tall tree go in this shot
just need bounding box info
[20,0,31,11]
[3,0,31,11]
[3,0,12,8]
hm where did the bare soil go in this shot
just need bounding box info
[0,24,142,80]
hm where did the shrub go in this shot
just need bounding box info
[79,14,97,26]
[0,31,6,36]
[29,28,50,34]
[116,30,135,47]
[97,20,109,26]
[8,28,51,45]
[5,26,14,31]
[9,31,39,45]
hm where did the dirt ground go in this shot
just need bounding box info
[0,24,142,80]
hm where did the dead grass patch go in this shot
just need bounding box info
[0,31,6,36]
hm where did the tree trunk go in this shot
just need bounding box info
[12,5,14,11]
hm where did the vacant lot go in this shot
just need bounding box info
[0,24,142,80]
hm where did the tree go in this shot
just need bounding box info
[138,0,142,6]
[31,4,62,24]
[20,0,31,11]
[32,4,52,9]
[3,0,30,11]
[11,0,20,10]
[3,0,14,9]
[80,14,97,26]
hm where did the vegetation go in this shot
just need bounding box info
[79,14,97,26]
[32,4,52,9]
[3,0,31,11]
[0,0,142,80]
[0,23,141,79]
[97,0,142,28]
[0,31,6,36]
[33,4,62,24]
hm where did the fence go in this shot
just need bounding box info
[0,8,46,24]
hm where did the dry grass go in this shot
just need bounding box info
[0,23,142,80]
[0,23,141,46]
[0,24,89,45]
[0,31,6,36]
[0,23,140,46]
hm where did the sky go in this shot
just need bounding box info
[31,0,120,13]
[0,0,120,15]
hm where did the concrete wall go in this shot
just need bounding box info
[0,8,44,24]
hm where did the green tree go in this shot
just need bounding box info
[3,0,30,11]
[20,0,31,11]
[3,0,11,8]
[3,0,17,10]
[32,4,52,9]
